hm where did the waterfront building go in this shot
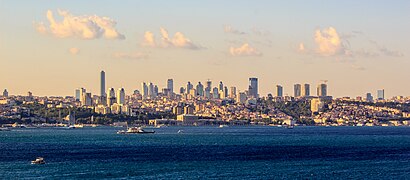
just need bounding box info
[311,98,323,113]
[107,88,116,106]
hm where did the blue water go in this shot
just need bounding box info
[0,126,409,179]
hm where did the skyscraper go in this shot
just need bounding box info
[141,82,148,98]
[218,81,224,91]
[212,87,219,99]
[294,84,301,97]
[167,79,174,94]
[366,93,373,102]
[107,88,116,106]
[205,80,212,98]
[3,89,8,97]
[276,85,283,97]
[196,82,204,96]
[100,70,106,97]
[377,89,385,100]
[186,81,193,93]
[229,86,237,99]
[148,82,154,97]
[317,84,327,97]
[117,88,125,105]
[249,78,258,98]
[301,84,310,97]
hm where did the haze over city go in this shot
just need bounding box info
[0,1,409,97]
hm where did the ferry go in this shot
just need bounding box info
[117,127,155,134]
[219,125,229,128]
[31,157,46,165]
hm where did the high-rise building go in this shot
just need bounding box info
[218,81,224,91]
[223,86,228,98]
[186,82,193,93]
[154,85,159,97]
[75,88,81,101]
[148,82,154,97]
[167,79,174,94]
[179,87,185,94]
[377,89,385,100]
[294,84,301,97]
[249,78,258,98]
[2,89,8,97]
[317,84,327,97]
[107,88,116,106]
[100,70,106,97]
[205,80,212,98]
[212,87,219,99]
[276,85,283,97]
[196,82,204,96]
[237,92,247,104]
[301,84,310,97]
[229,86,237,99]
[117,88,125,105]
[366,93,373,102]
[141,82,148,98]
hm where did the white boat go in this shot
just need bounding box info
[117,127,155,134]
[177,130,184,134]
[219,125,229,128]
[31,157,46,164]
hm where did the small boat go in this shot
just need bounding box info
[31,157,46,164]
[219,125,229,128]
[117,127,155,134]
[177,130,184,134]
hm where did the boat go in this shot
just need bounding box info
[177,130,184,134]
[117,127,155,134]
[219,125,229,128]
[31,157,46,164]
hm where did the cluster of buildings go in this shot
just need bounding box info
[1,70,410,127]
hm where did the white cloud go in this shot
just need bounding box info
[379,46,404,57]
[69,47,79,55]
[35,9,125,40]
[224,25,246,35]
[113,52,148,60]
[230,43,262,57]
[142,27,201,50]
[314,27,347,56]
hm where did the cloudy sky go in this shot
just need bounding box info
[0,0,409,98]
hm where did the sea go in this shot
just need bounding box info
[0,126,409,179]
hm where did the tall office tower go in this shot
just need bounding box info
[196,82,204,96]
[186,81,193,93]
[229,86,237,99]
[167,79,174,94]
[205,80,212,98]
[223,86,228,98]
[153,85,159,97]
[117,88,125,105]
[377,89,385,100]
[85,93,92,106]
[317,83,327,97]
[148,82,154,97]
[301,84,310,97]
[237,92,247,104]
[100,70,106,97]
[141,82,148,98]
[276,85,283,97]
[218,81,224,91]
[366,93,373,102]
[249,78,258,98]
[2,89,8,97]
[212,87,219,99]
[75,89,81,101]
[78,88,86,104]
[107,88,116,106]
[294,84,301,97]
[179,87,185,94]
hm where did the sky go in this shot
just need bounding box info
[0,0,409,98]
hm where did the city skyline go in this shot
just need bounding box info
[1,1,409,97]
